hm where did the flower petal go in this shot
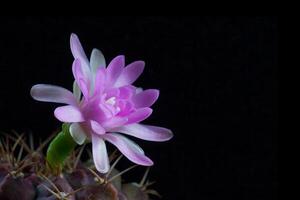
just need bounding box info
[132,89,159,108]
[70,33,92,92]
[30,84,77,105]
[72,59,89,98]
[102,117,128,130]
[94,67,106,95]
[92,134,110,173]
[118,86,136,99]
[73,81,81,102]
[106,55,125,85]
[54,105,84,122]
[70,33,89,68]
[90,49,106,94]
[90,48,106,75]
[90,120,106,135]
[136,87,143,94]
[103,133,153,166]
[69,123,87,145]
[117,101,134,117]
[112,123,173,142]
[126,108,152,124]
[78,79,89,98]
[114,61,145,87]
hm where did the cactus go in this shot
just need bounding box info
[0,133,159,200]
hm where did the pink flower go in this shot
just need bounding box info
[30,34,173,173]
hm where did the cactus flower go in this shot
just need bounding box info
[31,34,173,173]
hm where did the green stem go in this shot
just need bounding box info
[46,123,77,174]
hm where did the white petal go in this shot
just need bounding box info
[73,81,81,102]
[112,123,173,142]
[90,49,106,94]
[103,133,153,166]
[90,48,106,75]
[31,84,77,105]
[136,87,143,94]
[92,134,110,173]
[69,123,87,145]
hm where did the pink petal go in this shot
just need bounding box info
[132,89,159,108]
[92,134,110,173]
[94,67,106,95]
[90,120,106,135]
[103,133,153,166]
[112,123,173,142]
[118,86,136,99]
[30,84,77,106]
[72,59,89,98]
[102,117,128,130]
[54,105,84,122]
[106,55,125,85]
[114,61,145,87]
[70,33,90,75]
[117,101,134,117]
[126,108,152,124]
[78,79,89,98]
[105,87,120,99]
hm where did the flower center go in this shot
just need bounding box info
[105,97,116,106]
[104,96,120,115]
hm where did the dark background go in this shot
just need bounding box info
[0,17,278,200]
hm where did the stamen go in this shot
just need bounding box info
[106,97,116,105]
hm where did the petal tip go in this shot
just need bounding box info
[30,85,38,99]
[117,55,125,59]
[146,108,153,116]
[70,33,78,40]
[54,108,63,122]
[152,89,160,101]
[135,60,145,68]
[132,60,145,75]
[95,163,110,174]
[157,128,173,142]
[141,157,154,166]
[165,129,174,141]
[135,108,153,122]
[114,55,125,64]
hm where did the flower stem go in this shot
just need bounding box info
[46,123,77,174]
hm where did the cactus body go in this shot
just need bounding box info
[0,134,157,200]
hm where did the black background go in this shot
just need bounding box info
[0,17,278,200]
